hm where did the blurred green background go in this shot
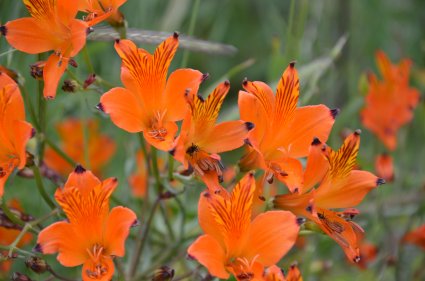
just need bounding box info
[1,0,424,280]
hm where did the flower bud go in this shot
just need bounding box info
[152,266,175,281]
[61,79,78,93]
[25,256,48,274]
[29,61,45,80]
[12,272,34,281]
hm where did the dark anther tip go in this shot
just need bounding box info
[289,61,296,68]
[112,177,118,183]
[377,178,386,186]
[242,77,248,86]
[173,31,179,39]
[115,38,120,44]
[245,122,255,131]
[258,195,266,201]
[218,175,224,183]
[353,256,361,263]
[74,164,86,174]
[224,80,230,86]
[244,138,252,146]
[168,148,176,156]
[296,217,306,226]
[305,205,313,213]
[33,243,43,253]
[45,96,54,100]
[201,73,209,82]
[197,94,204,102]
[30,128,36,138]
[86,27,94,35]
[354,129,362,135]
[202,191,211,198]
[131,219,140,227]
[293,187,299,194]
[0,25,7,36]
[311,137,321,146]
[330,108,340,119]
[96,103,105,112]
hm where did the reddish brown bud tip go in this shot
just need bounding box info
[353,256,361,263]
[86,27,94,35]
[68,59,78,68]
[289,61,296,68]
[33,244,42,253]
[311,137,321,146]
[74,164,86,174]
[258,195,266,201]
[173,31,179,39]
[245,122,255,131]
[131,219,140,227]
[201,73,210,82]
[296,217,306,226]
[62,79,77,92]
[242,77,248,86]
[152,265,175,281]
[0,25,7,36]
[224,80,230,86]
[330,108,340,119]
[115,38,120,44]
[354,129,362,135]
[83,73,96,89]
[377,178,385,186]
[30,128,36,138]
[96,103,105,112]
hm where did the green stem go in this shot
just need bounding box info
[33,165,56,210]
[19,85,40,131]
[80,91,91,169]
[167,154,174,181]
[0,197,26,229]
[44,137,76,166]
[151,147,164,193]
[159,202,175,241]
[37,72,46,164]
[180,0,201,68]
[128,198,161,278]
[82,46,95,74]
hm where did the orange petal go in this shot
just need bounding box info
[375,153,394,182]
[164,68,204,121]
[264,265,285,281]
[11,120,33,169]
[104,206,137,257]
[286,264,303,281]
[282,105,336,158]
[402,224,425,250]
[314,208,364,263]
[37,221,87,267]
[272,157,304,193]
[68,19,89,57]
[273,192,313,218]
[82,255,114,281]
[0,73,26,121]
[243,210,299,266]
[63,166,102,194]
[143,119,178,151]
[4,18,55,54]
[272,63,299,132]
[100,87,145,133]
[200,120,252,154]
[315,170,382,209]
[303,138,329,192]
[57,0,79,24]
[187,234,229,279]
[43,54,68,99]
[241,80,275,121]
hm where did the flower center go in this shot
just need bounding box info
[147,111,168,141]
[85,244,109,279]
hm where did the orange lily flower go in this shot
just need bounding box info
[187,173,300,280]
[360,51,420,150]
[1,0,89,98]
[0,71,33,197]
[375,153,394,182]
[239,62,337,192]
[98,34,204,151]
[274,131,384,262]
[264,264,303,281]
[172,81,254,191]
[128,150,148,198]
[403,224,425,251]
[37,165,137,280]
[78,0,127,26]
[44,118,116,177]
[0,200,33,275]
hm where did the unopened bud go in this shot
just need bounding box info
[152,266,175,281]
[12,272,34,281]
[61,79,78,93]
[29,61,45,80]
[83,73,96,89]
[25,256,49,274]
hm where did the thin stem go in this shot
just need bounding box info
[0,197,26,229]
[37,70,46,163]
[33,165,56,210]
[150,147,164,193]
[19,85,40,131]
[44,137,76,166]
[82,45,95,74]
[128,198,161,278]
[159,202,175,241]
[47,267,78,281]
[80,91,91,169]
[180,0,201,68]
[167,154,174,181]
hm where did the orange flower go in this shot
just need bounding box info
[0,71,33,197]
[98,34,204,151]
[172,81,254,191]
[37,165,137,280]
[403,224,425,251]
[239,63,337,192]
[1,0,89,98]
[264,264,303,281]
[360,51,420,150]
[128,150,148,198]
[274,131,384,262]
[44,118,116,177]
[356,241,378,270]
[78,0,127,26]
[375,153,394,182]
[187,173,300,280]
[0,200,33,275]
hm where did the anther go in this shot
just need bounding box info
[224,80,230,87]
[173,31,179,39]
[289,61,296,68]
[242,77,248,86]
[0,25,7,36]
[311,137,321,146]
[245,122,255,131]
[376,178,386,186]
[330,108,340,119]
